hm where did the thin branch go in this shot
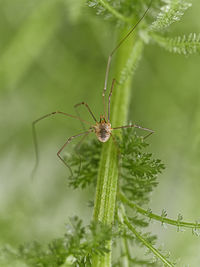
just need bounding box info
[122,211,174,267]
[119,192,200,230]
[98,0,132,23]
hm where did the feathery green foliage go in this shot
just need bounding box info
[2,129,200,265]
[88,0,200,57]
[66,129,200,265]
[64,139,102,189]
[150,0,191,31]
[119,128,165,205]
[151,32,200,54]
[1,217,112,267]
[66,128,164,199]
[87,0,155,24]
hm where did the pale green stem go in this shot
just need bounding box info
[92,27,144,267]
[119,192,200,230]
[122,208,174,267]
[121,236,131,267]
[98,0,132,23]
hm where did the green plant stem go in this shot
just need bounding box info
[122,237,131,267]
[119,192,200,230]
[92,27,144,267]
[98,0,132,23]
[122,209,174,267]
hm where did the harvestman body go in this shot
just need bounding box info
[32,2,154,177]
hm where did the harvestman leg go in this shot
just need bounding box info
[57,130,92,176]
[112,124,154,139]
[104,79,120,153]
[31,111,91,178]
[73,101,97,150]
[108,78,154,139]
[70,102,91,174]
[74,102,97,122]
[102,1,152,117]
[107,78,116,122]
[74,104,86,131]
[73,101,99,175]
[107,79,121,167]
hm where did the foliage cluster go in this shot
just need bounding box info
[119,129,164,205]
[2,129,200,266]
[88,0,200,55]
[1,217,111,267]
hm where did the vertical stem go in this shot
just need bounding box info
[92,27,144,267]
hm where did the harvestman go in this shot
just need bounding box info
[32,2,154,177]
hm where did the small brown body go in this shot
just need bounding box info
[94,116,112,142]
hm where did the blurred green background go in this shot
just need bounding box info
[0,0,200,265]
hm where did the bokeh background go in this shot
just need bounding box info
[0,0,200,265]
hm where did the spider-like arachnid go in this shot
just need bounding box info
[32,1,154,177]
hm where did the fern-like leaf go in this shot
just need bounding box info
[151,0,191,31]
[151,32,200,55]
[1,217,112,267]
[64,138,101,189]
[119,128,165,206]
[87,0,159,24]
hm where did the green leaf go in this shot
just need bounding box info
[1,217,112,267]
[122,209,175,267]
[151,32,200,55]
[119,128,165,205]
[87,0,158,24]
[150,0,192,31]
[65,138,101,189]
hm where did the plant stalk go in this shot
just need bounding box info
[92,27,144,267]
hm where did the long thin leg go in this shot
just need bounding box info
[102,0,152,115]
[74,102,97,122]
[57,130,92,176]
[112,124,154,137]
[74,132,90,177]
[74,104,86,131]
[142,131,154,140]
[107,78,116,122]
[73,103,94,174]
[31,111,91,179]
[73,104,89,154]
[75,133,88,151]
